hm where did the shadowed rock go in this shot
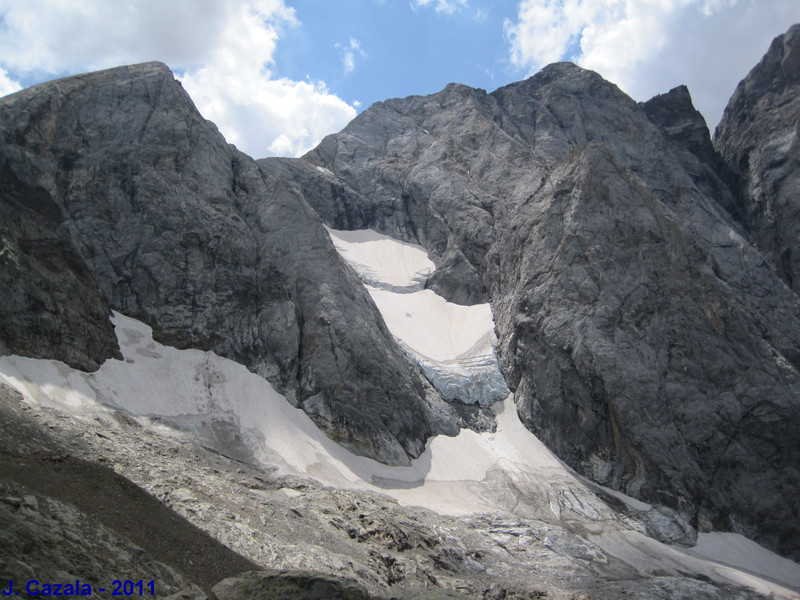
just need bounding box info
[715,24,800,291]
[211,570,370,600]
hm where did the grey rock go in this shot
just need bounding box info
[293,62,800,557]
[715,24,800,291]
[0,481,209,599]
[0,62,460,465]
[0,156,121,371]
[640,506,698,547]
[641,85,719,168]
[641,84,747,238]
[211,570,371,600]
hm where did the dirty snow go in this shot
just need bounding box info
[1,228,798,598]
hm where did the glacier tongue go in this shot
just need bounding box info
[0,312,589,518]
[327,227,510,406]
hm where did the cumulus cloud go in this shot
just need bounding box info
[0,0,356,157]
[505,0,800,129]
[175,3,356,157]
[412,0,469,15]
[0,67,22,97]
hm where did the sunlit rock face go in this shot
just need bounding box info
[285,41,800,558]
[0,62,464,467]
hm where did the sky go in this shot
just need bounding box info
[0,1,798,159]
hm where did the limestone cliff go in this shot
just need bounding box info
[0,62,460,466]
[293,55,800,557]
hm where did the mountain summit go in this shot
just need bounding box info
[287,55,800,559]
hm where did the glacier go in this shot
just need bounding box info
[327,227,510,407]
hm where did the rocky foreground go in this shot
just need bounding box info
[0,378,783,599]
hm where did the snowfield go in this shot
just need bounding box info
[0,313,578,517]
[327,227,509,405]
[1,228,798,598]
[324,226,434,292]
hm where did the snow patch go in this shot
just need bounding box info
[326,226,434,292]
[687,533,800,592]
[327,227,509,405]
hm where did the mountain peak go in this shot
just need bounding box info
[715,23,800,291]
[641,84,718,167]
[1,61,174,105]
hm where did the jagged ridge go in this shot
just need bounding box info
[288,48,800,558]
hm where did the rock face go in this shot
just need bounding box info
[293,58,800,557]
[0,157,120,371]
[641,85,720,168]
[0,62,460,466]
[715,24,800,291]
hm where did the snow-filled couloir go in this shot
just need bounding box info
[326,227,509,406]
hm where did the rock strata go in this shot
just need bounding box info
[295,59,800,557]
[0,62,459,466]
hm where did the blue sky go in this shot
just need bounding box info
[1,1,799,159]
[271,1,520,107]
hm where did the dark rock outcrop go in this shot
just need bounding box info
[211,570,370,600]
[0,62,459,465]
[715,24,800,291]
[641,85,744,224]
[294,61,800,557]
[0,157,120,371]
[642,85,719,167]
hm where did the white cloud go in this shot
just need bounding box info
[412,0,469,15]
[0,67,22,98]
[505,0,800,129]
[182,71,356,157]
[338,37,367,76]
[0,0,356,158]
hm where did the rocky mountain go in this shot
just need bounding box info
[0,62,472,467]
[1,21,799,600]
[283,44,800,559]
